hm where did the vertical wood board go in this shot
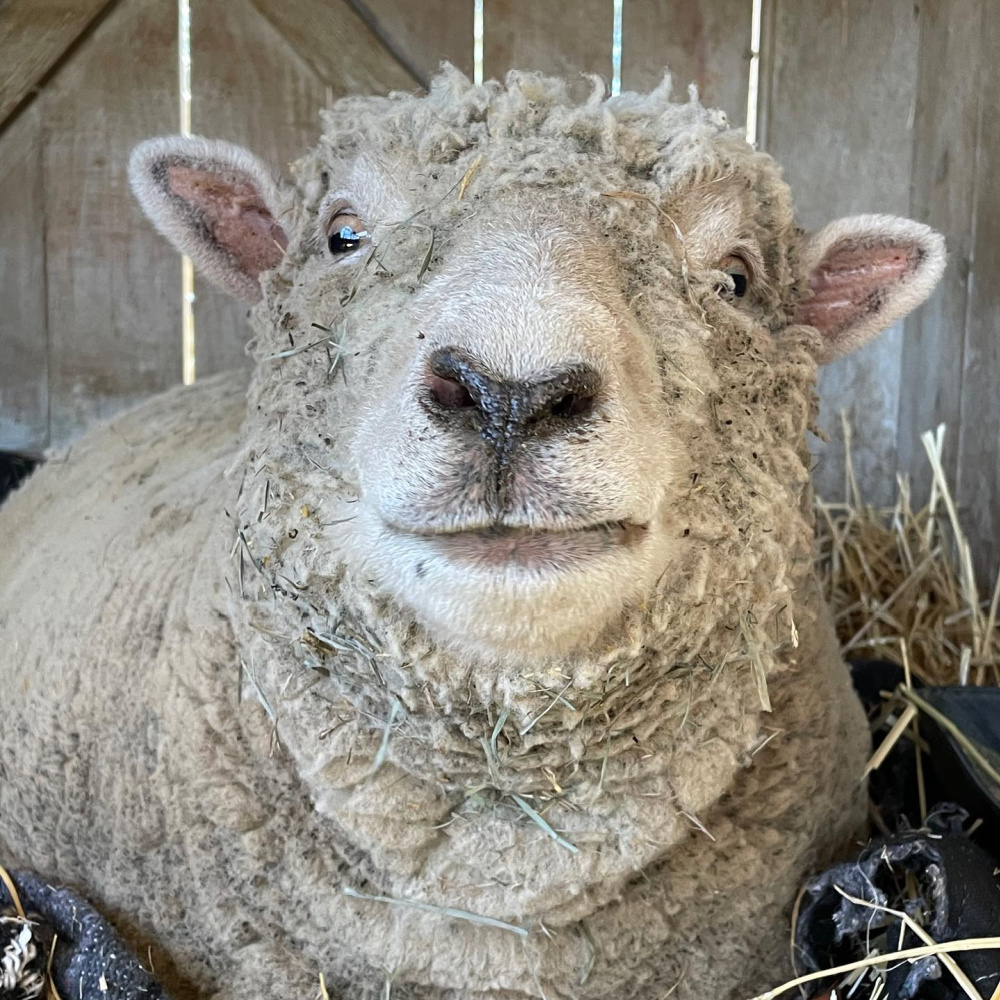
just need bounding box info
[622,0,752,127]
[0,105,48,454]
[249,0,418,96]
[956,2,1000,589]
[42,0,180,447]
[766,0,922,506]
[362,0,474,82]
[896,0,984,500]
[0,0,115,129]
[483,0,613,82]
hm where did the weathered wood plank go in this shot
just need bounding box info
[191,0,328,378]
[765,0,922,506]
[0,105,48,454]
[362,0,474,82]
[42,0,180,447]
[622,0,752,127]
[248,0,418,96]
[0,0,115,131]
[956,2,1000,589]
[896,0,983,501]
[483,0,612,82]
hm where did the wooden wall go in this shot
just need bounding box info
[0,0,996,582]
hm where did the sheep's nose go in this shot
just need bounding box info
[424,347,600,443]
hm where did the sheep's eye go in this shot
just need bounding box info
[326,211,368,255]
[717,254,751,298]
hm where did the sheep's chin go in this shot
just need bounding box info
[359,512,676,659]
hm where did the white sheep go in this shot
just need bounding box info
[0,69,944,999]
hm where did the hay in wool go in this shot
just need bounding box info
[0,66,948,1000]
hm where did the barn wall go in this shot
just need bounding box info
[0,0,996,582]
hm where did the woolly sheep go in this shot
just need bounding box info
[0,69,945,999]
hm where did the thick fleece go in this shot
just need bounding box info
[0,71,877,1000]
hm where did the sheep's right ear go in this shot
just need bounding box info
[129,136,290,302]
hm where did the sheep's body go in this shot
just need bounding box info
[0,371,867,999]
[0,69,943,999]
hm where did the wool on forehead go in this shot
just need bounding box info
[290,66,789,217]
[318,65,721,164]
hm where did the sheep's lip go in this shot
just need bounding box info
[392,520,647,570]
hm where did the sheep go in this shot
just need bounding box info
[0,68,945,1000]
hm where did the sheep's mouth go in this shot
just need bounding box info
[395,520,647,570]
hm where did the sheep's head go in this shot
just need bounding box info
[130,70,944,666]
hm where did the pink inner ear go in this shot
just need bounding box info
[167,165,287,278]
[793,243,915,338]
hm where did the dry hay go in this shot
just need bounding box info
[815,417,1000,688]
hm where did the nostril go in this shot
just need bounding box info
[428,373,475,410]
[549,393,596,419]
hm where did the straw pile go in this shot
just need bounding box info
[815,419,1000,688]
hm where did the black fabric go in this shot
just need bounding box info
[796,816,1000,999]
[919,686,1000,858]
[849,661,1000,857]
[0,870,171,1000]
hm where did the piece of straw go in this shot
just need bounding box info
[0,863,25,919]
[46,935,64,1000]
[900,639,928,821]
[861,702,917,779]
[832,886,983,1000]
[744,938,1000,1000]
[342,885,528,938]
[511,794,580,854]
[899,687,1000,791]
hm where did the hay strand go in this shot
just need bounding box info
[831,885,983,1000]
[744,937,1000,1000]
[342,886,529,938]
[511,794,580,854]
[899,686,1000,791]
[0,864,25,920]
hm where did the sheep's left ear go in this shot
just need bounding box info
[129,136,290,301]
[794,214,945,364]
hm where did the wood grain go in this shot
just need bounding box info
[0,0,115,130]
[896,0,984,499]
[42,0,180,447]
[483,0,613,82]
[765,0,922,506]
[956,2,1000,588]
[622,0,752,127]
[249,0,418,96]
[190,0,328,378]
[0,105,48,454]
[362,0,474,82]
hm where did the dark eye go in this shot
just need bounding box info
[717,254,751,299]
[326,210,368,255]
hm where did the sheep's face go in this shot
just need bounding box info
[358,208,683,656]
[130,73,945,662]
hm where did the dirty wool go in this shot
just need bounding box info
[0,68,945,999]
